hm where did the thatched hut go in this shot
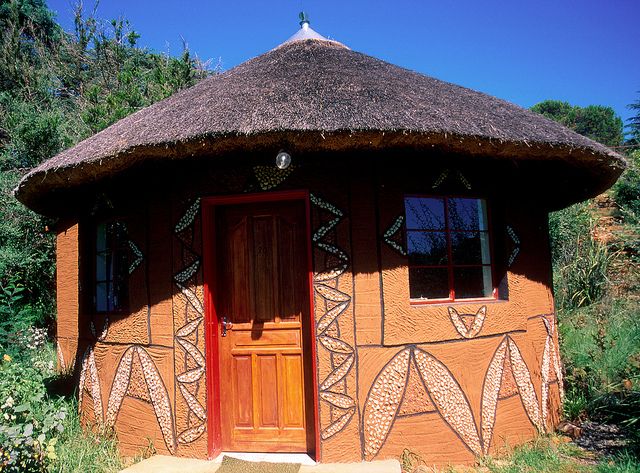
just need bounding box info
[16,20,625,465]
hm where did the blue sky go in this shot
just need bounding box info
[47,0,639,128]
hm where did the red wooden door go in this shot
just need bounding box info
[215,200,313,452]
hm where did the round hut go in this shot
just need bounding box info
[15,20,625,465]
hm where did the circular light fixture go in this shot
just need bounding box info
[276,150,291,170]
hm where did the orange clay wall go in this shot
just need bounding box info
[55,159,563,464]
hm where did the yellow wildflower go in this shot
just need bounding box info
[2,354,10,362]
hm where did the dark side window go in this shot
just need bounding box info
[404,196,496,302]
[94,221,129,313]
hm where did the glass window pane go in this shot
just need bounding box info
[405,197,445,230]
[96,282,108,312]
[407,231,448,265]
[453,267,492,299]
[96,253,107,281]
[451,231,491,265]
[409,267,449,299]
[96,223,107,252]
[448,198,488,231]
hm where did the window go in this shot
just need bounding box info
[404,196,495,302]
[94,221,129,312]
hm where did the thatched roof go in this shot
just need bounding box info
[15,34,625,212]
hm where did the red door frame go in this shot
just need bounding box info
[201,190,320,460]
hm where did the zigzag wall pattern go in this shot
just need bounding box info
[310,193,357,441]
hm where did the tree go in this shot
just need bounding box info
[531,100,624,148]
[0,0,211,327]
[628,92,640,144]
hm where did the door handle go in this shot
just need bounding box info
[221,316,233,337]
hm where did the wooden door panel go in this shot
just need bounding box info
[282,354,305,428]
[215,200,311,452]
[233,355,253,427]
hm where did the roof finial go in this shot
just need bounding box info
[299,11,310,27]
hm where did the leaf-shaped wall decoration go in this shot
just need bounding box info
[480,338,509,453]
[316,301,350,334]
[507,338,542,431]
[178,384,206,421]
[78,346,104,424]
[176,366,205,384]
[137,347,177,454]
[541,335,552,430]
[414,348,482,456]
[362,348,411,460]
[105,346,135,426]
[320,391,356,410]
[321,407,355,440]
[319,354,354,391]
[178,423,207,444]
[176,283,204,315]
[448,306,487,339]
[315,283,351,303]
[176,337,206,367]
[175,317,202,338]
[318,335,354,354]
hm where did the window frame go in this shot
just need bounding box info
[87,218,130,315]
[404,194,499,305]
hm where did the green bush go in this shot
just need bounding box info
[0,346,65,472]
[549,203,611,310]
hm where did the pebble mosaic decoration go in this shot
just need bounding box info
[310,193,357,441]
[172,198,208,445]
[363,332,550,459]
[506,225,521,268]
[448,306,487,339]
[253,165,295,190]
[78,346,104,424]
[383,215,407,256]
[541,315,564,430]
[105,345,177,453]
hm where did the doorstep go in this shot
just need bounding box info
[119,454,401,473]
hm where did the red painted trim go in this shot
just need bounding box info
[201,190,320,460]
[202,203,221,459]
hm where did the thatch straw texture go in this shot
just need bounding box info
[15,38,625,211]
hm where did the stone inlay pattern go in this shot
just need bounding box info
[541,315,564,430]
[383,215,407,256]
[253,165,295,190]
[310,193,357,441]
[481,336,543,453]
[431,169,472,190]
[363,346,481,459]
[105,345,177,453]
[363,332,550,459]
[172,198,207,445]
[506,225,521,267]
[448,306,487,339]
[78,346,104,424]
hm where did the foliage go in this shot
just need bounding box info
[0,345,64,472]
[531,100,625,147]
[627,93,640,144]
[0,0,210,333]
[549,203,611,310]
[475,436,640,473]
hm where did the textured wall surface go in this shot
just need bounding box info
[55,159,562,464]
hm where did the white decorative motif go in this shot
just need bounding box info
[173,198,207,446]
[541,316,564,430]
[128,240,144,274]
[310,193,356,441]
[78,347,104,425]
[383,216,407,256]
[506,225,520,267]
[105,346,177,454]
[448,306,487,339]
[174,198,201,233]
